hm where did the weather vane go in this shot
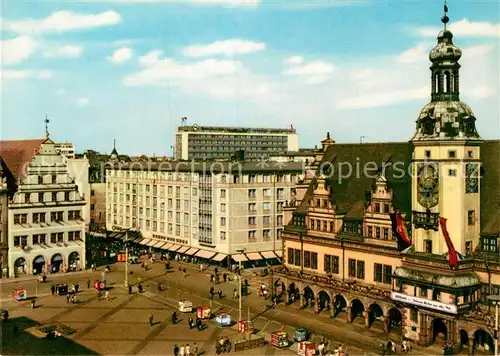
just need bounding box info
[44,114,50,138]
[442,1,449,31]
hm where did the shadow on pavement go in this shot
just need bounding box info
[1,316,98,355]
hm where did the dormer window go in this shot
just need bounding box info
[422,118,435,135]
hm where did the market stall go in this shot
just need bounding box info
[178,300,193,313]
[196,306,212,319]
[271,331,290,348]
[13,289,27,301]
[215,313,231,327]
[297,341,316,356]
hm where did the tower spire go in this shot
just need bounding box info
[442,1,449,31]
[44,114,50,138]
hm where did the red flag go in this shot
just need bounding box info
[390,213,412,250]
[439,217,458,268]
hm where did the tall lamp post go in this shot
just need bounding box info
[236,247,246,321]
[487,295,500,356]
[112,226,137,287]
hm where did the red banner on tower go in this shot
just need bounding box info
[390,213,412,250]
[439,217,458,269]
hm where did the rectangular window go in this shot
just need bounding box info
[248,189,256,198]
[52,175,57,183]
[410,309,418,323]
[248,217,256,225]
[481,237,497,253]
[294,249,301,266]
[263,202,270,211]
[332,256,339,274]
[248,203,256,212]
[448,150,456,158]
[263,229,271,239]
[287,248,294,265]
[376,227,381,239]
[220,189,226,198]
[383,265,392,284]
[304,251,311,268]
[374,263,383,283]
[220,217,226,226]
[220,203,226,212]
[263,216,270,225]
[263,189,271,197]
[425,240,433,253]
[311,252,318,270]
[367,226,373,237]
[383,204,390,213]
[448,169,456,176]
[247,230,256,240]
[425,150,431,158]
[468,150,473,158]
[374,203,380,213]
[468,210,475,225]
[324,255,331,273]
[348,259,356,277]
[383,227,389,240]
[220,231,226,240]
[357,260,365,279]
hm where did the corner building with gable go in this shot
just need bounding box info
[274,9,499,355]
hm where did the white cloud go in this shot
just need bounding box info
[283,60,334,76]
[285,56,304,65]
[398,42,431,64]
[469,85,493,99]
[417,19,500,37]
[337,86,428,110]
[185,0,258,7]
[109,47,133,63]
[2,70,51,79]
[3,10,122,35]
[139,50,163,66]
[43,45,83,58]
[76,98,89,106]
[0,36,38,66]
[183,39,266,57]
[56,88,66,95]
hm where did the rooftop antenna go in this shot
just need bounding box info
[360,136,366,144]
[181,117,187,127]
[442,1,449,31]
[44,114,50,138]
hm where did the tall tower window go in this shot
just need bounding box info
[425,240,432,253]
[444,71,451,93]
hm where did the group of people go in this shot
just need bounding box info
[209,287,224,300]
[215,337,232,354]
[381,339,412,355]
[188,317,206,331]
[173,343,198,356]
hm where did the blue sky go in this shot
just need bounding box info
[2,0,499,155]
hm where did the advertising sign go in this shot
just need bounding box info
[390,292,457,314]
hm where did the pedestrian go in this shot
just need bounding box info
[218,288,223,299]
[210,274,214,283]
[75,283,79,293]
[149,312,154,326]
[66,294,70,303]
[223,273,227,282]
[183,268,187,277]
[128,285,132,294]
[179,344,185,356]
[105,290,110,301]
[185,344,191,356]
[192,342,198,356]
[233,288,238,299]
[174,344,179,356]
[87,279,91,289]
[51,284,55,295]
[199,264,203,273]
[318,342,325,356]
[31,298,36,309]
[263,289,268,300]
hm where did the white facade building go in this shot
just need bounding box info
[66,156,91,231]
[105,160,304,261]
[0,138,86,277]
[55,142,76,159]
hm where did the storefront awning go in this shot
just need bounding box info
[212,253,227,262]
[274,250,283,258]
[133,237,143,244]
[140,238,151,246]
[153,241,166,248]
[232,254,248,262]
[245,252,263,261]
[177,246,189,254]
[146,240,158,247]
[260,251,277,259]
[169,244,181,252]
[161,243,173,250]
[195,250,216,259]
[185,248,199,256]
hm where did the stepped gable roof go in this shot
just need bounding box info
[0,139,44,181]
[296,142,412,216]
[480,140,500,236]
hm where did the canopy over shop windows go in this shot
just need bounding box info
[195,250,216,259]
[232,254,248,262]
[212,253,227,262]
[185,248,199,256]
[245,252,263,261]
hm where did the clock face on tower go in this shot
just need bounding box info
[417,163,439,209]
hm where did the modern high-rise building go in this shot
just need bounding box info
[174,124,299,161]
[105,160,304,262]
[54,142,76,159]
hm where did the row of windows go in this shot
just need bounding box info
[220,215,283,227]
[367,226,394,240]
[287,249,319,270]
[247,202,284,213]
[108,171,197,181]
[247,229,282,241]
[21,191,72,204]
[14,210,81,224]
[310,219,334,233]
[14,231,81,246]
[246,188,285,199]
[424,149,474,159]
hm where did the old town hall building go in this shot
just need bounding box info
[275,7,499,355]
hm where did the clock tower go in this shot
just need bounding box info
[411,4,482,257]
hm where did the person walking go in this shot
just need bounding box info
[50,284,55,295]
[192,342,198,356]
[233,288,238,299]
[105,290,110,301]
[87,279,91,289]
[31,298,36,309]
[149,312,154,326]
[218,288,223,299]
[173,344,179,356]
[223,273,227,283]
[179,344,185,356]
[128,285,132,295]
[185,344,191,356]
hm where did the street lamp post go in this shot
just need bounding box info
[487,295,500,356]
[124,230,128,287]
[236,248,246,321]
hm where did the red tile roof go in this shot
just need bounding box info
[0,139,44,181]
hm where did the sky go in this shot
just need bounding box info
[1,0,499,156]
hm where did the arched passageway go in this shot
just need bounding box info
[32,255,45,275]
[350,299,364,323]
[368,303,384,328]
[333,295,347,317]
[303,287,315,308]
[318,291,330,313]
[432,318,447,346]
[388,308,402,334]
[68,252,80,271]
[51,253,64,273]
[459,329,469,350]
[14,258,27,276]
[473,329,494,354]
[287,283,300,304]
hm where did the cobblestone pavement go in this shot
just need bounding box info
[0,260,451,355]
